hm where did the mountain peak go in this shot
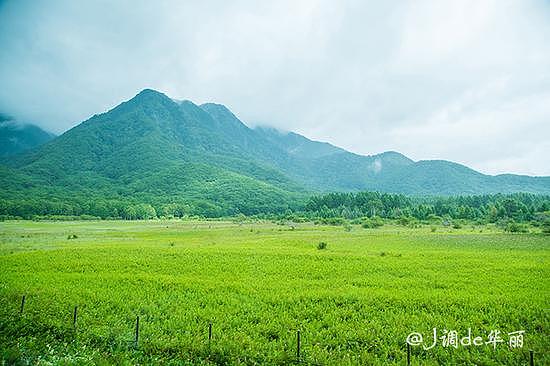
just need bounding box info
[200,102,237,118]
[179,99,199,108]
[136,88,165,97]
[375,151,414,165]
[106,89,177,118]
[200,102,231,112]
[130,88,173,103]
[199,102,249,130]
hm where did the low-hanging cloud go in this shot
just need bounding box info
[1,0,549,176]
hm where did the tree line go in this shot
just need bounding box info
[301,191,550,225]
[1,191,549,228]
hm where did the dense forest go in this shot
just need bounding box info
[0,188,300,220]
[303,191,550,222]
[1,190,549,232]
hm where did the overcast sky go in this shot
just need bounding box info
[1,0,549,176]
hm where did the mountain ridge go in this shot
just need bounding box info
[0,113,56,157]
[1,88,549,217]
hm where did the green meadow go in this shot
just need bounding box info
[0,220,548,365]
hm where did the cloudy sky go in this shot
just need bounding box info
[1,0,549,176]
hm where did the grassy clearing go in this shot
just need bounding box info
[0,220,548,365]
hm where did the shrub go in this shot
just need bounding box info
[398,216,413,226]
[315,217,347,226]
[427,214,442,222]
[505,222,528,233]
[362,216,384,229]
[317,242,327,250]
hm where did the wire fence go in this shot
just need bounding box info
[6,294,542,365]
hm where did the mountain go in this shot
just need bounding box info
[250,128,550,195]
[1,89,549,218]
[0,113,56,157]
[2,89,304,216]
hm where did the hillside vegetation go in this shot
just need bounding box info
[1,89,549,219]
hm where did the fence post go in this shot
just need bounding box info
[20,295,26,314]
[297,330,301,362]
[134,316,140,347]
[407,342,411,365]
[73,306,78,328]
[530,350,534,366]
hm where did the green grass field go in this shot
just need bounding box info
[0,220,548,365]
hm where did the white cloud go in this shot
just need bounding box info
[0,0,549,175]
[389,79,550,175]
